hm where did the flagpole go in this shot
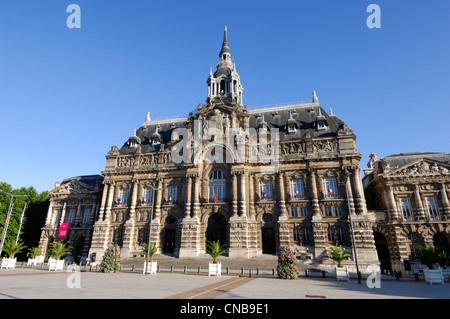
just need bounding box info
[0,189,27,257]
[15,203,27,245]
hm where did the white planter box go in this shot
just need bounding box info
[1,258,17,269]
[208,262,222,276]
[27,258,37,266]
[143,261,157,274]
[424,268,444,285]
[48,259,64,271]
[335,266,349,282]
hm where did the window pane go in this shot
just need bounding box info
[209,170,226,202]
[323,178,338,197]
[291,179,304,199]
[260,181,272,200]
[168,186,178,204]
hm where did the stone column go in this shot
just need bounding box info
[310,169,321,217]
[121,179,138,258]
[248,172,256,219]
[352,167,367,215]
[45,200,53,227]
[129,180,139,222]
[345,172,356,216]
[440,183,450,218]
[232,172,238,217]
[75,200,82,226]
[104,182,115,222]
[192,174,200,219]
[386,185,400,221]
[278,171,290,247]
[97,182,109,221]
[413,184,425,220]
[278,171,288,217]
[184,175,192,218]
[239,171,247,217]
[60,202,67,226]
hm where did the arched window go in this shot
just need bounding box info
[209,170,226,203]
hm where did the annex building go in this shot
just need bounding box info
[39,27,384,271]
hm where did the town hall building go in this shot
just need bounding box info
[39,27,382,271]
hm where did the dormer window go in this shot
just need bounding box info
[317,122,326,130]
[152,138,160,145]
[288,124,296,133]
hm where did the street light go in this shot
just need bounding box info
[0,189,27,257]
[144,186,162,275]
[344,173,361,284]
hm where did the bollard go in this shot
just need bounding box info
[305,269,308,277]
[226,267,229,275]
[322,270,326,278]
[170,266,173,273]
[249,269,252,277]
[257,268,260,276]
[198,266,201,274]
[414,273,419,281]
[184,266,187,273]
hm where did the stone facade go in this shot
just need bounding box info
[39,28,381,271]
[363,152,450,273]
[38,175,103,263]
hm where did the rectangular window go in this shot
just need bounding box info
[334,206,342,217]
[399,198,412,220]
[118,189,129,206]
[324,206,333,217]
[337,227,345,242]
[53,209,62,227]
[68,209,76,226]
[142,188,153,205]
[327,228,334,241]
[291,207,298,217]
[167,186,178,204]
[290,179,304,199]
[293,227,300,241]
[82,208,91,227]
[425,197,439,219]
[302,228,309,242]
[139,211,146,221]
[323,177,338,197]
[300,207,307,217]
[260,181,272,200]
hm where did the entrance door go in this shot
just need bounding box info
[261,227,276,254]
[374,232,391,273]
[206,213,227,247]
[164,229,176,253]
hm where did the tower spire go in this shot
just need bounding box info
[219,25,231,58]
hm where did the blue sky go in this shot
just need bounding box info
[1,0,449,193]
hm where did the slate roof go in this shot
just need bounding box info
[377,152,450,172]
[60,175,104,190]
[118,102,347,155]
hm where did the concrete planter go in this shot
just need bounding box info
[424,268,444,285]
[1,258,17,269]
[208,262,222,276]
[143,261,157,274]
[27,258,37,266]
[48,259,64,271]
[335,266,349,282]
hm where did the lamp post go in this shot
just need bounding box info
[345,173,361,284]
[0,189,27,257]
[144,186,162,275]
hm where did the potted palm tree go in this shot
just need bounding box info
[142,243,160,274]
[1,242,27,269]
[47,241,71,271]
[206,240,227,276]
[417,246,444,284]
[328,245,351,282]
[27,247,42,266]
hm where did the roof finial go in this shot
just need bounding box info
[220,25,231,58]
[313,91,318,103]
[146,112,151,122]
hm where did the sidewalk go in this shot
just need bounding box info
[0,267,448,300]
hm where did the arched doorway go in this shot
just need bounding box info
[261,213,276,254]
[433,232,450,254]
[163,216,177,254]
[72,236,85,264]
[206,213,227,248]
[374,232,391,273]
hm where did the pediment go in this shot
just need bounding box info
[384,158,450,177]
[50,180,97,195]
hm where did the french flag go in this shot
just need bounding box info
[329,189,333,196]
[261,191,267,199]
[294,188,299,198]
[117,197,121,204]
[167,195,171,203]
[141,196,146,204]
[213,194,218,202]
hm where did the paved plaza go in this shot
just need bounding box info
[0,266,448,300]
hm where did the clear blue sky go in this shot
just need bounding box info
[1,0,449,193]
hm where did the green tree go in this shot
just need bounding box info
[206,240,227,264]
[141,243,160,262]
[3,241,27,259]
[47,241,71,260]
[0,182,49,260]
[328,245,351,268]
